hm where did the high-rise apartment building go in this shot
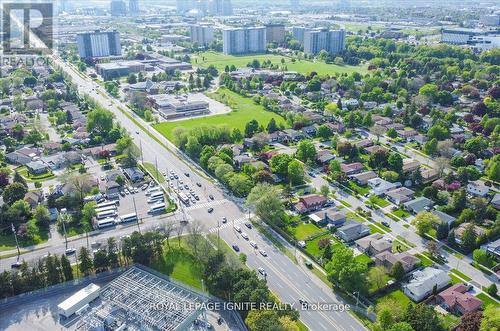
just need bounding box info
[303,28,345,55]
[208,0,233,16]
[265,24,286,44]
[292,26,307,44]
[223,27,266,55]
[110,0,127,16]
[129,0,139,14]
[190,25,215,45]
[76,30,122,58]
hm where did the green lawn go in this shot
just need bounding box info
[304,234,343,258]
[192,51,368,76]
[355,253,373,267]
[449,273,462,285]
[450,268,472,282]
[0,226,49,251]
[375,289,411,311]
[288,222,324,241]
[347,181,370,195]
[438,312,460,330]
[154,88,287,142]
[368,195,390,208]
[392,208,411,219]
[368,224,386,234]
[415,253,434,267]
[476,293,500,309]
[143,162,165,183]
[17,166,55,182]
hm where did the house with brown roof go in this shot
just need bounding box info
[454,223,487,245]
[437,283,483,315]
[397,129,418,140]
[355,233,392,256]
[355,139,374,149]
[402,159,421,174]
[24,191,44,208]
[385,187,415,205]
[375,251,419,273]
[363,145,387,155]
[350,171,378,185]
[340,162,364,175]
[294,194,328,214]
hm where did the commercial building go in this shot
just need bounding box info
[110,0,127,16]
[481,14,500,26]
[129,0,139,14]
[472,35,500,52]
[148,94,210,120]
[58,283,101,318]
[223,27,266,55]
[190,24,215,45]
[266,24,286,44]
[95,61,145,80]
[76,30,122,58]
[208,0,233,16]
[292,26,307,44]
[441,28,485,45]
[304,28,345,55]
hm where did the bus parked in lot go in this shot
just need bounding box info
[96,210,118,220]
[97,218,116,229]
[146,187,161,196]
[119,213,138,224]
[148,202,166,214]
[96,201,119,209]
[149,191,164,199]
[95,205,117,214]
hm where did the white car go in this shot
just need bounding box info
[249,241,257,248]
[258,268,267,276]
[259,250,267,257]
[241,232,249,240]
[234,225,242,233]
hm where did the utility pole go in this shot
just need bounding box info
[11,223,20,261]
[155,156,159,182]
[217,219,220,249]
[139,139,144,164]
[60,209,68,250]
[133,196,141,233]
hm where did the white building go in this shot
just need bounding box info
[223,27,266,55]
[76,30,121,58]
[480,14,500,26]
[58,283,101,318]
[208,0,232,16]
[292,26,307,44]
[304,28,345,55]
[472,35,500,52]
[190,25,214,45]
[403,268,450,302]
[441,28,484,45]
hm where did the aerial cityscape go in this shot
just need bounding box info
[0,0,499,330]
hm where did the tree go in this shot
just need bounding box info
[267,118,278,133]
[423,138,438,155]
[369,266,388,291]
[185,136,202,158]
[316,125,333,140]
[78,247,93,276]
[245,309,283,331]
[387,128,397,138]
[87,107,113,138]
[296,140,316,163]
[33,205,50,227]
[378,308,395,330]
[387,322,414,331]
[127,73,137,84]
[320,185,329,197]
[412,212,439,236]
[403,303,443,331]
[60,254,73,281]
[391,261,406,281]
[3,182,27,205]
[480,305,499,331]
[287,160,304,186]
[461,223,477,253]
[245,119,260,137]
[278,316,299,331]
[426,241,439,258]
[93,249,109,272]
[107,237,119,268]
[388,153,403,173]
[246,183,285,227]
[325,245,368,294]
[473,249,494,268]
[270,154,292,177]
[486,284,497,297]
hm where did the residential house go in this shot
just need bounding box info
[432,210,456,229]
[368,178,401,196]
[282,129,304,142]
[340,162,364,176]
[364,145,387,155]
[106,170,124,182]
[375,251,419,273]
[6,151,32,165]
[301,125,317,137]
[481,238,500,259]
[403,268,450,302]
[234,154,254,168]
[309,208,346,227]
[385,187,415,205]
[83,144,117,158]
[294,194,328,214]
[402,159,420,174]
[41,154,66,170]
[355,139,373,150]
[355,233,392,256]
[454,223,487,245]
[26,161,49,174]
[397,129,418,141]
[411,134,427,145]
[350,171,377,185]
[64,151,83,166]
[316,150,336,165]
[466,180,490,197]
[437,284,483,315]
[24,191,44,208]
[337,221,370,242]
[123,167,145,182]
[421,168,439,184]
[403,197,434,214]
[106,181,121,200]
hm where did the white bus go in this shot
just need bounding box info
[97,218,116,229]
[97,201,119,209]
[146,187,161,196]
[95,206,117,214]
[147,196,164,204]
[119,213,138,224]
[149,191,164,199]
[178,193,190,205]
[96,210,118,220]
[149,202,165,214]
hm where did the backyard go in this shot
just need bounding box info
[154,88,287,142]
[192,51,369,76]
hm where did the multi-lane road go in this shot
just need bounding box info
[0,55,367,331]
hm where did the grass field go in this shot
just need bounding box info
[143,162,165,183]
[288,223,324,241]
[375,289,411,312]
[192,51,368,76]
[476,293,500,309]
[154,88,287,143]
[450,268,472,282]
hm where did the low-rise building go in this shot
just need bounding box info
[337,221,370,242]
[437,283,483,315]
[294,194,328,214]
[368,178,401,196]
[149,94,210,120]
[466,180,490,197]
[340,162,364,175]
[403,268,450,302]
[355,233,392,256]
[309,208,346,227]
[375,251,419,273]
[385,187,415,205]
[403,197,434,214]
[481,238,500,259]
[350,171,377,185]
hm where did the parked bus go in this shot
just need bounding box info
[149,191,164,199]
[97,218,116,229]
[96,201,119,209]
[96,210,118,220]
[148,202,166,214]
[147,196,164,204]
[146,187,161,196]
[178,193,190,205]
[95,206,117,214]
[119,213,138,224]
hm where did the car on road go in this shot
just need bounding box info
[258,268,267,276]
[195,195,200,200]
[65,248,76,255]
[308,172,316,177]
[170,176,174,180]
[381,221,390,227]
[11,261,22,269]
[249,241,257,248]
[100,175,105,181]
[241,232,249,240]
[196,182,202,187]
[141,184,149,190]
[209,194,214,200]
[299,299,308,307]
[135,131,139,134]
[244,222,252,229]
[234,225,241,233]
[184,185,189,189]
[184,172,190,177]
[120,191,126,197]
[124,189,130,195]
[134,187,139,194]
[222,217,228,223]
[208,207,214,213]
[259,249,267,256]
[232,244,240,252]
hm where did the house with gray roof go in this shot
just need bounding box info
[403,197,434,214]
[337,221,370,242]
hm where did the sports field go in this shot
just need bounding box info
[192,51,368,76]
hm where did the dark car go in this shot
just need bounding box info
[196,182,202,187]
[381,221,390,227]
[11,261,22,269]
[208,207,214,213]
[245,222,252,229]
[209,194,214,200]
[232,244,240,252]
[222,217,228,223]
[184,172,190,177]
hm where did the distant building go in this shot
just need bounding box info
[129,0,139,14]
[290,0,300,8]
[110,0,127,16]
[441,28,484,45]
[265,24,286,44]
[177,0,195,13]
[292,26,307,44]
[304,28,345,55]
[95,61,144,80]
[481,14,500,26]
[148,94,210,120]
[208,0,232,16]
[76,30,121,59]
[223,27,266,55]
[190,25,214,45]
[472,35,500,52]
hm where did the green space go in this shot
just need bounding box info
[476,293,500,309]
[368,195,390,208]
[374,222,391,233]
[415,253,434,267]
[347,181,370,195]
[449,273,462,285]
[17,166,55,182]
[368,224,385,234]
[442,245,464,259]
[288,222,325,241]
[304,234,330,257]
[392,208,411,219]
[143,162,165,183]
[354,253,373,267]
[206,233,244,268]
[449,268,472,282]
[339,200,352,208]
[0,227,49,251]
[154,88,287,142]
[396,235,416,248]
[438,312,460,330]
[375,289,411,311]
[192,51,368,76]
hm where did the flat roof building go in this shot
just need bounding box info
[223,27,267,55]
[304,28,345,55]
[76,30,122,59]
[441,28,485,45]
[266,24,286,44]
[190,24,215,46]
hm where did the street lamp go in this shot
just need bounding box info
[353,291,360,309]
[11,223,20,261]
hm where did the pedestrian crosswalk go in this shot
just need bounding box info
[208,216,248,233]
[184,199,228,211]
